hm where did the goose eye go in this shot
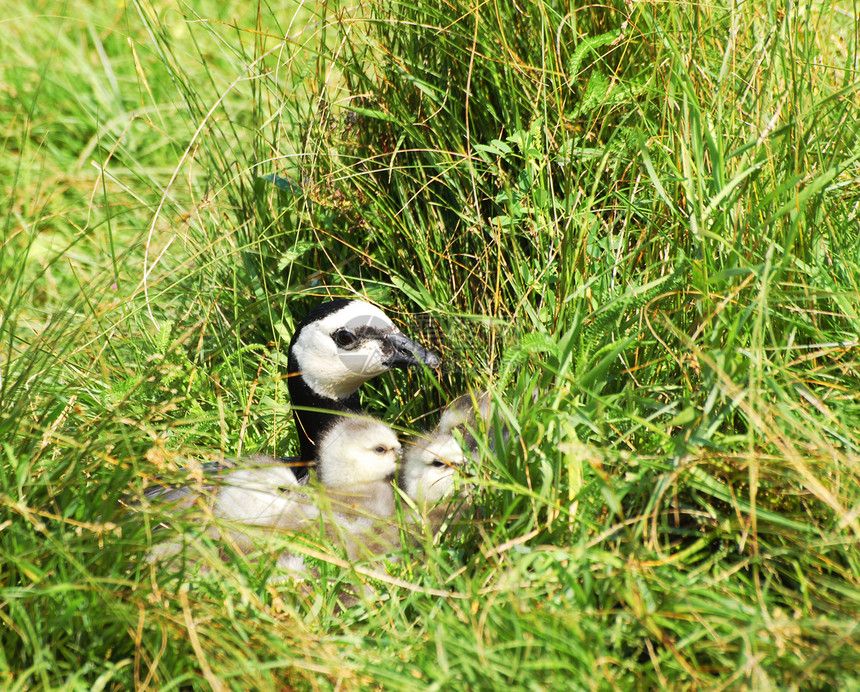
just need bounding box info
[374,445,387,454]
[430,458,447,468]
[332,329,357,348]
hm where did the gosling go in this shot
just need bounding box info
[312,416,402,560]
[400,391,494,533]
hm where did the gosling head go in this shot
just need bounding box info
[401,431,470,505]
[317,417,402,488]
[289,299,440,402]
[401,391,496,506]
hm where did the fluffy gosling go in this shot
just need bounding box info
[400,391,494,533]
[312,416,402,560]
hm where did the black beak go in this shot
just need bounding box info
[383,332,441,369]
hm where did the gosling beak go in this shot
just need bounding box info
[382,332,441,369]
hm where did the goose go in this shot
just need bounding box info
[211,457,316,553]
[400,427,471,535]
[401,429,468,505]
[273,415,401,597]
[436,390,493,449]
[287,298,440,476]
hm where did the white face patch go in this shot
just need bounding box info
[291,301,400,400]
[318,418,401,487]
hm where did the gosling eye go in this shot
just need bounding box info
[332,328,358,348]
[430,458,447,468]
[374,445,387,455]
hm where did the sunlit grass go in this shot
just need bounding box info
[2,0,860,689]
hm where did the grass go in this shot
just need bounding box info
[2,0,860,688]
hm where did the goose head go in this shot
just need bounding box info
[289,299,440,401]
[317,417,401,488]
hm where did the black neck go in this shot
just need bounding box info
[287,351,361,474]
